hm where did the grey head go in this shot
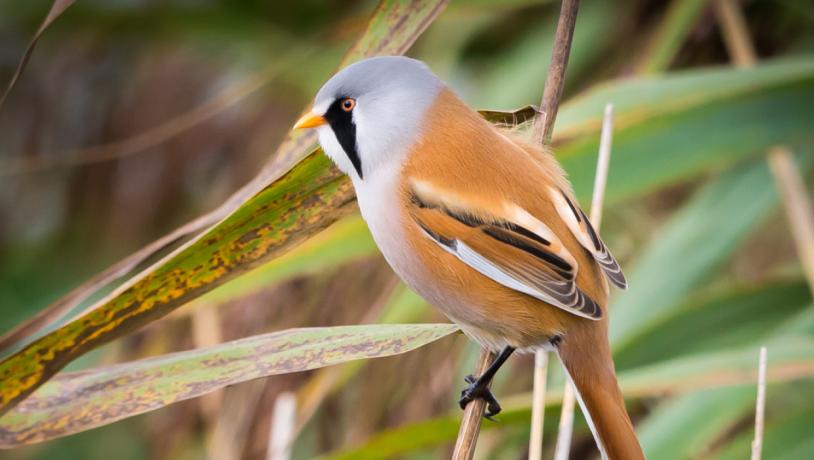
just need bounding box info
[304,56,443,180]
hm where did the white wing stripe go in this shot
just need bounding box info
[418,226,599,320]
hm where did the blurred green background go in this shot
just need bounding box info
[1,0,813,459]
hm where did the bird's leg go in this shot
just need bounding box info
[459,346,515,420]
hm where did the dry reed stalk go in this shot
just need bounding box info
[528,351,549,459]
[208,380,268,460]
[267,391,297,460]
[452,350,496,460]
[191,305,225,422]
[751,346,768,460]
[525,1,581,459]
[552,104,615,460]
[553,383,577,460]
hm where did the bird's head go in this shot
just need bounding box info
[294,56,443,180]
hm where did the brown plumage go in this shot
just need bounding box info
[399,90,641,457]
[296,56,643,459]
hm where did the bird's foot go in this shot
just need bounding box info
[458,374,502,421]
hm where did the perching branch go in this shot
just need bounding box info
[529,2,581,459]
[532,0,580,145]
[454,1,582,459]
[452,351,496,460]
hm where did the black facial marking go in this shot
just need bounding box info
[323,97,363,178]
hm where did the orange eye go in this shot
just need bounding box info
[341,98,356,112]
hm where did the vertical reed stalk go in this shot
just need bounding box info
[527,2,581,459]
[552,104,615,460]
[751,346,768,460]
[453,350,497,460]
[268,392,297,460]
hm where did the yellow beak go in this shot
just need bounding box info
[294,111,326,129]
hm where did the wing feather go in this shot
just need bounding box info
[549,187,628,290]
[409,182,601,320]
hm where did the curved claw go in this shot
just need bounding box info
[458,375,503,420]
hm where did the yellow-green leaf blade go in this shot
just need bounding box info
[0,151,353,415]
[0,323,458,447]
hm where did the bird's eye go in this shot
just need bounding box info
[341,98,356,112]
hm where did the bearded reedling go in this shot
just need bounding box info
[295,56,643,459]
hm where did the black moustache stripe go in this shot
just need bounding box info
[323,97,363,179]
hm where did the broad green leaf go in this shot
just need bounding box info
[557,58,814,203]
[0,0,451,417]
[638,386,756,460]
[614,279,813,370]
[713,386,814,460]
[319,338,814,459]
[615,337,814,395]
[639,366,814,460]
[610,158,789,348]
[188,216,376,308]
[0,323,459,447]
[556,57,814,139]
[626,314,814,460]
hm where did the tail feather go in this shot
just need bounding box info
[557,330,644,460]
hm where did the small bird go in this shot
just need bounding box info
[295,56,643,459]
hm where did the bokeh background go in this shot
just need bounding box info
[1,0,813,459]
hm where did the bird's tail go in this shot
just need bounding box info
[556,327,645,460]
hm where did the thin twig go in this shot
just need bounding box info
[713,0,814,297]
[452,350,496,460]
[751,346,768,460]
[526,2,581,458]
[553,104,614,460]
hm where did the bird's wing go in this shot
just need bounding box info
[407,178,602,320]
[547,186,627,289]
[511,138,627,290]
